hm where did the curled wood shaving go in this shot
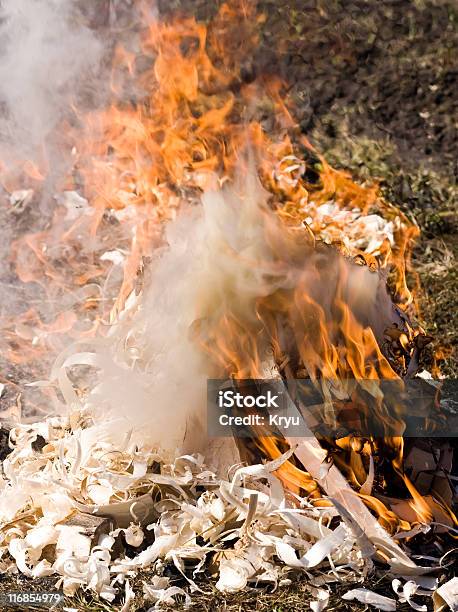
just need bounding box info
[0,408,444,605]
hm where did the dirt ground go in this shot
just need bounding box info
[0,1,456,610]
[268,0,458,376]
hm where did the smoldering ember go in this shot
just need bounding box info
[0,1,456,611]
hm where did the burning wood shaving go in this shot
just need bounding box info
[0,409,454,610]
[302,199,396,257]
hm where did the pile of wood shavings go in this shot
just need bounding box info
[0,409,452,611]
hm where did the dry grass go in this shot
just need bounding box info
[0,570,423,611]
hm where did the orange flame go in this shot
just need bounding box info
[0,1,446,532]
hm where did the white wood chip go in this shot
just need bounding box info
[433,578,458,612]
[342,588,397,611]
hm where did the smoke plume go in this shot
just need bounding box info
[69,172,397,465]
[0,0,105,162]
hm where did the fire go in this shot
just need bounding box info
[0,0,451,534]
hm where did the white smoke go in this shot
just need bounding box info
[65,172,396,468]
[77,202,215,461]
[61,177,269,464]
[0,0,103,160]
